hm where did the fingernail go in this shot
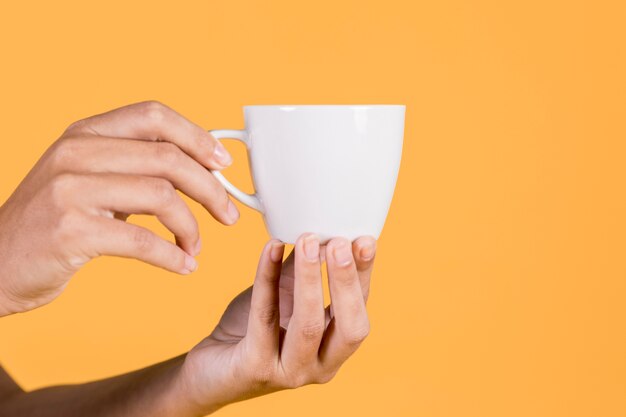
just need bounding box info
[227,200,240,224]
[184,255,198,273]
[213,142,233,167]
[193,238,202,256]
[270,241,284,263]
[303,234,320,261]
[332,240,353,267]
[359,242,376,261]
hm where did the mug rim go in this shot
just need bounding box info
[244,104,405,109]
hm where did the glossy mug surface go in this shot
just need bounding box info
[211,105,405,243]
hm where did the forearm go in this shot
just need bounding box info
[0,355,207,417]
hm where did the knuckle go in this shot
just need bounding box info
[141,99,166,110]
[285,374,311,389]
[139,100,169,122]
[299,322,325,341]
[149,178,177,204]
[63,118,87,135]
[130,228,155,252]
[219,188,231,211]
[342,322,370,347]
[314,371,337,385]
[155,142,182,166]
[218,194,233,219]
[183,216,200,239]
[53,208,85,243]
[206,172,228,198]
[204,176,231,214]
[48,173,79,206]
[49,138,81,169]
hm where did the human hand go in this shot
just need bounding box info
[0,101,239,316]
[176,234,376,415]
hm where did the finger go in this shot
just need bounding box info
[86,217,198,274]
[278,249,296,328]
[66,173,200,256]
[50,137,238,225]
[282,234,325,368]
[352,236,377,302]
[318,238,370,371]
[323,237,375,321]
[64,101,232,169]
[245,240,285,363]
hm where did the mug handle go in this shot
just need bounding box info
[209,129,264,213]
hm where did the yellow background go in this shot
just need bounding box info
[1,1,625,416]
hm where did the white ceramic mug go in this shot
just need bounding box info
[210,105,405,243]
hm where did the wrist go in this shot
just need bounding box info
[123,355,209,417]
[175,350,229,416]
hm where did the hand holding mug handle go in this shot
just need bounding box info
[210,129,264,213]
